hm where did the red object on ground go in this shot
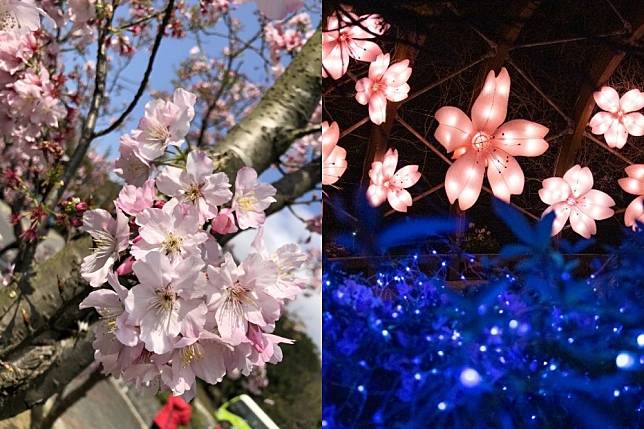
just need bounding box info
[154,396,193,429]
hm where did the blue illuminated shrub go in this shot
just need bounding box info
[323,204,644,429]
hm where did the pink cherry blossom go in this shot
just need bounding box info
[116,179,156,216]
[366,148,421,212]
[231,167,276,229]
[251,227,308,300]
[204,253,280,345]
[169,331,229,395]
[247,323,293,365]
[538,165,615,239]
[79,272,139,346]
[589,86,644,149]
[80,206,129,287]
[322,120,347,185]
[114,134,152,186]
[355,53,411,125]
[434,67,549,210]
[322,11,386,80]
[245,0,303,21]
[67,0,95,32]
[125,252,207,354]
[0,0,49,32]
[131,88,197,161]
[131,200,209,261]
[211,207,238,234]
[156,150,232,222]
[618,164,644,229]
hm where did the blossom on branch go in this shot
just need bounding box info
[231,166,277,229]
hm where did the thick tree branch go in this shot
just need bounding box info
[209,28,321,178]
[0,333,95,419]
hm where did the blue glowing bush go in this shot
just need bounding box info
[323,203,644,429]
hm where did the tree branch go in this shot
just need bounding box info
[209,27,321,178]
[93,0,176,139]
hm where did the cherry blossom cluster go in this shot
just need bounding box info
[78,88,310,397]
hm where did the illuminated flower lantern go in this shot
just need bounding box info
[355,53,412,125]
[538,165,615,238]
[367,148,421,212]
[322,11,387,80]
[589,87,644,149]
[618,164,644,229]
[322,121,347,185]
[434,67,549,210]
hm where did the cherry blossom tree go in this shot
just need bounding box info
[0,0,321,424]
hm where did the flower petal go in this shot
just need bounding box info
[544,202,570,236]
[604,119,628,148]
[539,177,571,205]
[323,146,347,185]
[445,149,485,210]
[624,196,644,228]
[392,165,421,189]
[563,165,593,198]
[368,92,388,125]
[569,206,597,239]
[623,112,644,136]
[471,67,510,134]
[593,86,620,113]
[486,149,524,203]
[619,88,644,113]
[588,112,614,135]
[387,188,413,212]
[576,189,615,220]
[493,119,549,157]
[347,39,382,62]
[434,106,474,153]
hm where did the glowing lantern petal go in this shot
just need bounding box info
[347,39,383,63]
[539,165,614,238]
[445,150,485,210]
[605,120,629,148]
[619,89,644,113]
[619,165,644,229]
[322,121,348,185]
[623,112,644,136]
[434,107,474,152]
[368,53,390,81]
[577,189,615,220]
[368,93,388,125]
[624,196,644,228]
[471,68,511,135]
[387,189,413,212]
[494,119,549,157]
[593,86,620,113]
[589,111,614,135]
[393,165,421,188]
[544,202,571,236]
[538,177,571,205]
[381,148,399,178]
[486,149,524,203]
[569,207,597,239]
[562,165,593,199]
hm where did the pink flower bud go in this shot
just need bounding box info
[211,208,238,235]
[115,256,135,276]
